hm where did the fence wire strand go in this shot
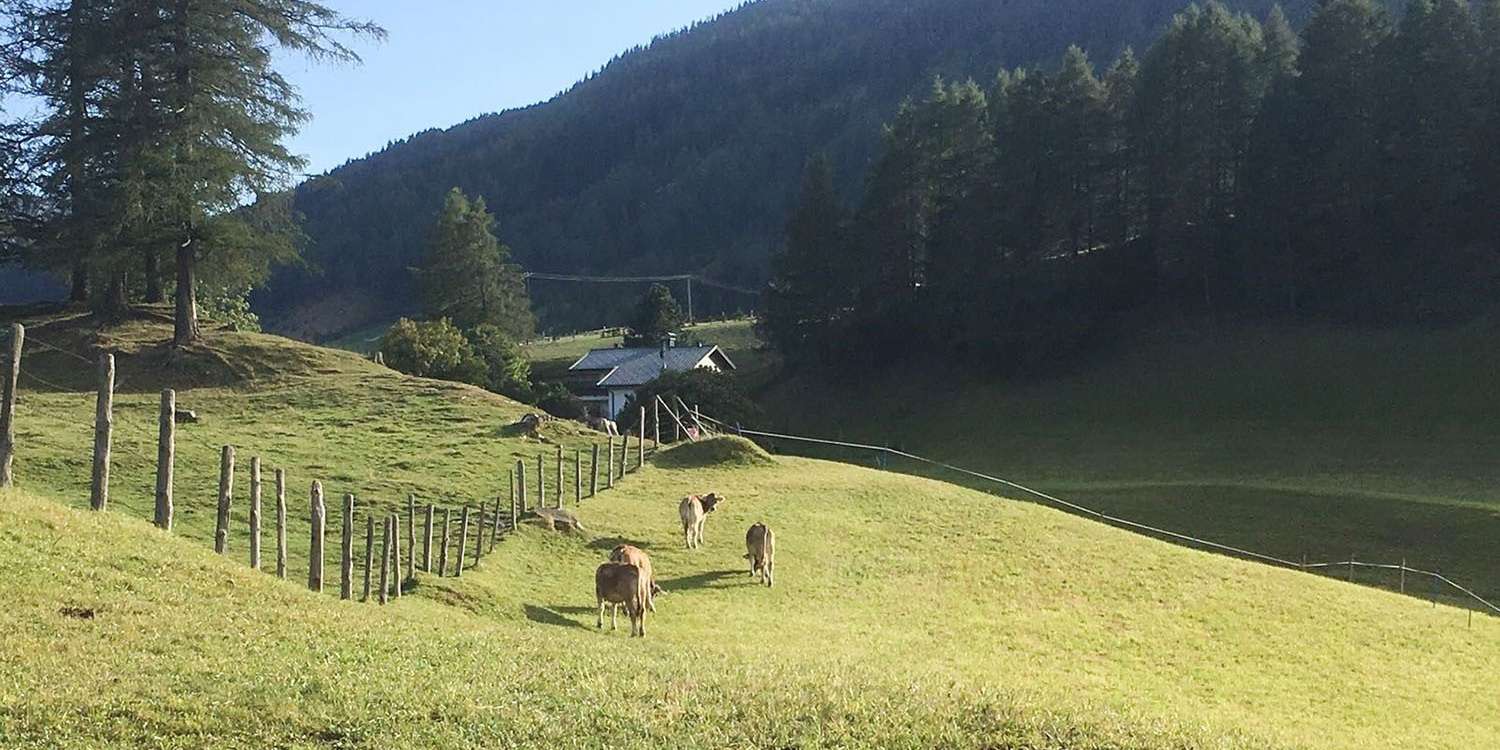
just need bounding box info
[701,414,1499,618]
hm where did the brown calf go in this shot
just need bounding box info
[595,562,648,637]
[745,522,775,587]
[609,544,663,612]
[678,493,724,549]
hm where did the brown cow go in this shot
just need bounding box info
[678,493,724,549]
[595,562,648,637]
[609,544,663,612]
[744,522,775,587]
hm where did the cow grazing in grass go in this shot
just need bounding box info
[678,493,724,549]
[744,523,775,587]
[595,562,648,637]
[609,544,663,612]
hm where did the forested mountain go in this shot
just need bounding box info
[257,0,1342,339]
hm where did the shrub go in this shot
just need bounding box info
[465,324,533,400]
[380,318,485,385]
[535,382,588,421]
[621,368,760,434]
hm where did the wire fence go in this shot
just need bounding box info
[684,409,1500,621]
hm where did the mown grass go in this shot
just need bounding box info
[2,310,1498,748]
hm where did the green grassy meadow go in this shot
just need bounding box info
[2,310,1497,748]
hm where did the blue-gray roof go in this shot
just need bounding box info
[569,345,734,388]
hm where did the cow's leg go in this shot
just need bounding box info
[766,558,774,587]
[610,603,619,631]
[683,522,692,549]
[597,599,605,629]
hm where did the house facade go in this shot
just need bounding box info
[566,343,736,420]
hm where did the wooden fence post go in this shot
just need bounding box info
[391,514,402,598]
[574,449,582,505]
[275,469,287,578]
[653,398,660,449]
[537,454,546,509]
[0,323,21,488]
[379,515,392,605]
[438,508,451,577]
[590,444,600,497]
[340,493,355,600]
[638,410,645,468]
[490,496,502,549]
[1400,558,1407,595]
[472,505,483,567]
[517,460,528,513]
[606,440,615,490]
[249,457,262,570]
[555,445,563,507]
[214,446,235,555]
[362,516,374,601]
[308,481,326,592]
[89,353,114,511]
[456,506,470,577]
[405,495,416,582]
[154,389,175,530]
[423,504,434,572]
[510,469,519,530]
[618,435,627,479]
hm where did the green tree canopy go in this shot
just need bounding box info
[420,187,535,340]
[625,283,685,346]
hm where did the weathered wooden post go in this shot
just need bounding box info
[606,440,615,490]
[490,496,502,549]
[637,410,645,468]
[555,445,563,507]
[618,435,627,479]
[362,516,374,601]
[510,469,519,530]
[422,504,434,572]
[653,398,660,449]
[516,459,527,513]
[405,495,416,582]
[213,446,235,554]
[379,515,392,605]
[590,444,600,497]
[0,323,21,488]
[89,353,114,511]
[308,481,326,592]
[455,506,470,577]
[574,449,582,505]
[438,508,452,577]
[472,506,483,567]
[340,493,355,600]
[248,457,262,570]
[537,454,546,509]
[1400,557,1407,595]
[154,389,175,530]
[391,514,402,598]
[275,469,287,578]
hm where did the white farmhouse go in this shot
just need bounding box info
[566,342,736,420]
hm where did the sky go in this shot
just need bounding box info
[281,1,746,176]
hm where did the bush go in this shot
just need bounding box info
[380,318,485,385]
[465,324,533,400]
[621,368,760,434]
[535,382,588,421]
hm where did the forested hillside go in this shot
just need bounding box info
[259,0,1335,339]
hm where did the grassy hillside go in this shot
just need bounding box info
[3,312,1497,748]
[523,318,775,386]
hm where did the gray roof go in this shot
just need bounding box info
[569,345,734,388]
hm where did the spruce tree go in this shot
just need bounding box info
[626,284,685,347]
[420,187,535,340]
[761,155,849,363]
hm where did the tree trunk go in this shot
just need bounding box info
[69,263,88,303]
[174,242,199,346]
[144,250,163,303]
[95,271,130,322]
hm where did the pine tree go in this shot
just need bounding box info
[626,283,685,347]
[761,155,849,363]
[1244,4,1303,315]
[420,187,535,339]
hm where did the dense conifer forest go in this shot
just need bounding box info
[257,0,1364,338]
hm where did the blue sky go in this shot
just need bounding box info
[281,1,745,176]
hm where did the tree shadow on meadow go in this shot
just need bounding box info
[522,604,592,630]
[660,570,744,591]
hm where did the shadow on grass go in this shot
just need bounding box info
[523,604,591,630]
[660,570,743,591]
